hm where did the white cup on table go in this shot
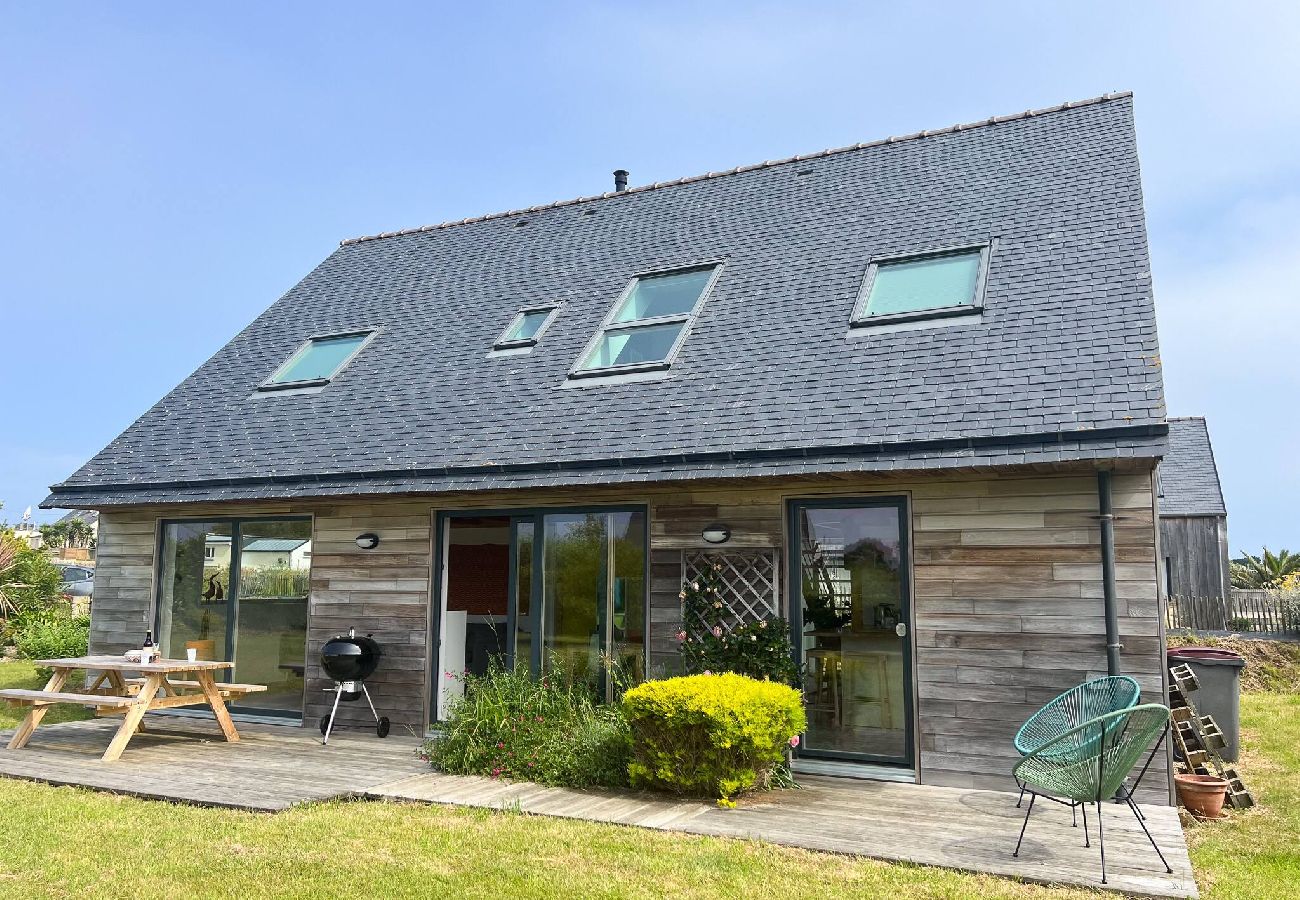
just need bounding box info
[186,648,198,662]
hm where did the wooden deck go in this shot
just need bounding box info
[0,719,1197,898]
[0,717,427,810]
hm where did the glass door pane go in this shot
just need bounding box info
[609,511,646,686]
[158,522,232,666]
[511,518,537,673]
[541,513,608,685]
[539,510,646,698]
[231,519,311,715]
[795,502,910,764]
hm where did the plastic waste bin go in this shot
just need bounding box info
[1168,646,1246,762]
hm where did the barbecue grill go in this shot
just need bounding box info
[319,627,391,744]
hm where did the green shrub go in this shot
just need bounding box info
[0,531,64,627]
[622,672,806,803]
[679,560,800,685]
[422,663,630,789]
[14,613,90,670]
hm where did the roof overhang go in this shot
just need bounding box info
[44,425,1167,509]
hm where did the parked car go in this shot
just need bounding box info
[58,564,94,598]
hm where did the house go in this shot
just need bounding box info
[201,535,311,570]
[43,91,1172,798]
[1158,417,1230,600]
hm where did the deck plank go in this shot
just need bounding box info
[0,720,1196,898]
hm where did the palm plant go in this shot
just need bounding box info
[1231,548,1300,589]
[0,533,28,619]
[64,518,94,548]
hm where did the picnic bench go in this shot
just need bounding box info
[0,655,267,762]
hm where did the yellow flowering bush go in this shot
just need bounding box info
[622,672,805,803]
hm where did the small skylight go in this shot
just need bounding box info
[572,265,719,377]
[852,245,990,325]
[494,305,559,350]
[260,331,372,390]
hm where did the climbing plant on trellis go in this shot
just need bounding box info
[681,549,779,641]
[678,549,797,685]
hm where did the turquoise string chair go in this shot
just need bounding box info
[1012,704,1173,885]
[1014,675,1141,810]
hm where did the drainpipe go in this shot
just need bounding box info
[1097,469,1122,676]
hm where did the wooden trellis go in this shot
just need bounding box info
[682,549,780,640]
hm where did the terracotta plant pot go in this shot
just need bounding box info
[1175,773,1229,819]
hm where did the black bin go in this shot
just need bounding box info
[1168,646,1246,762]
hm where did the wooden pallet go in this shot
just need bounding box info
[1168,663,1254,809]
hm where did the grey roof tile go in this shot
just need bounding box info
[47,93,1165,507]
[1159,417,1227,516]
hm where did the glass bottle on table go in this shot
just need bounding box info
[141,630,155,664]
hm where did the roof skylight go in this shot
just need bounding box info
[571,265,719,378]
[494,305,560,350]
[852,245,990,325]
[260,331,373,390]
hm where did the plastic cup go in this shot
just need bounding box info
[186,648,198,662]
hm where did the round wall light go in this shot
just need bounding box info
[701,524,731,545]
[355,532,380,550]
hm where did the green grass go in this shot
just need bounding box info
[1184,692,1300,899]
[0,659,1297,898]
[0,659,93,729]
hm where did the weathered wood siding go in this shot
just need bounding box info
[87,464,1167,802]
[1159,515,1230,601]
[639,470,1168,802]
[89,501,432,730]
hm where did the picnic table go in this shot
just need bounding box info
[0,655,266,762]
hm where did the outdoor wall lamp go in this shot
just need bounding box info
[701,524,731,545]
[355,532,380,550]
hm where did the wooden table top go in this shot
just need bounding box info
[34,655,235,673]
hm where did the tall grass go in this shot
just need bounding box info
[423,660,631,789]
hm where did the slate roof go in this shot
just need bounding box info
[1159,417,1227,517]
[46,92,1167,508]
[242,538,309,553]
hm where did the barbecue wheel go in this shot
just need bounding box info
[377,717,391,738]
[319,714,332,736]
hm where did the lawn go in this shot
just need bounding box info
[0,661,1297,899]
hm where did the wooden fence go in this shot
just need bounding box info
[1167,590,1300,634]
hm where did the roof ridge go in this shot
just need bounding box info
[340,91,1133,247]
[1167,415,1207,422]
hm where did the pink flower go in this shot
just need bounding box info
[536,716,543,722]
[675,630,687,642]
[703,670,712,676]
[712,625,723,638]
[789,735,800,748]
[496,742,504,749]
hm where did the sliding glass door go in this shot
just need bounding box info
[156,517,310,718]
[788,498,912,766]
[436,507,646,718]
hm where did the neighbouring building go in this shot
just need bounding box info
[1158,417,1230,601]
[44,92,1173,800]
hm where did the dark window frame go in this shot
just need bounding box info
[257,329,377,392]
[151,514,313,720]
[850,243,992,328]
[430,504,651,722]
[568,263,723,380]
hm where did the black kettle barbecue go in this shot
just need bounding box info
[319,627,391,744]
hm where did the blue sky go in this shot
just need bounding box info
[1,2,1297,553]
